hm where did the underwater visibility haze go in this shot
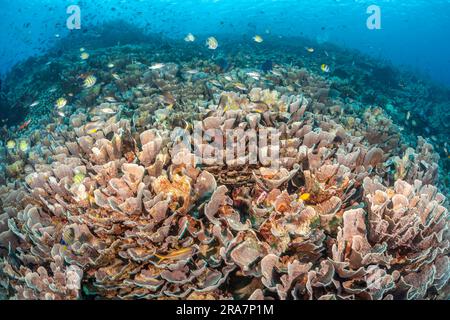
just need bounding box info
[0,0,449,301]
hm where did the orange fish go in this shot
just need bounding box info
[153,247,194,262]
[18,119,31,131]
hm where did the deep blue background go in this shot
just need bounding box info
[1,0,449,86]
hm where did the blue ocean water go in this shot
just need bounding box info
[1,0,450,86]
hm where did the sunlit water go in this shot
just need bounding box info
[1,0,450,86]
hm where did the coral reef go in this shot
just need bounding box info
[0,38,448,300]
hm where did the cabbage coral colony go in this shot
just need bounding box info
[0,44,448,300]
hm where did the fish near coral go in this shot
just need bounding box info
[321,64,331,73]
[6,140,16,150]
[149,63,165,70]
[80,52,90,60]
[55,98,67,109]
[153,247,195,263]
[87,128,98,135]
[298,193,311,202]
[206,37,218,50]
[17,140,29,153]
[83,75,97,88]
[18,119,32,131]
[233,82,247,91]
[73,173,85,184]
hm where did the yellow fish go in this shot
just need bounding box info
[6,140,16,149]
[19,140,29,152]
[206,37,218,50]
[253,35,264,43]
[321,64,331,73]
[299,193,311,202]
[73,173,85,184]
[154,247,194,262]
[55,97,67,109]
[80,52,90,60]
[83,75,97,88]
[87,128,98,134]
[80,47,85,52]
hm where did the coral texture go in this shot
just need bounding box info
[0,43,448,300]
